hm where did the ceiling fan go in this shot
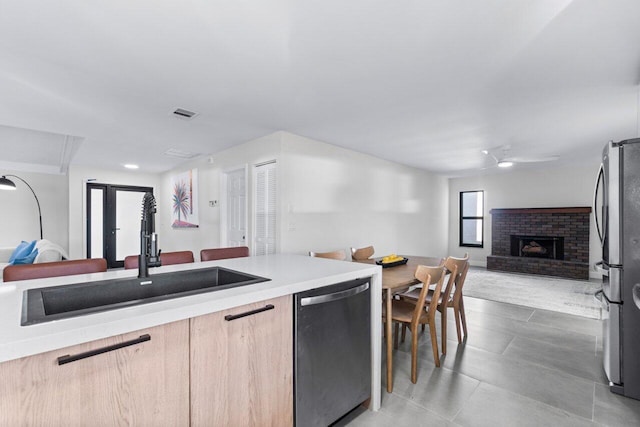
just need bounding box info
[481,145,559,169]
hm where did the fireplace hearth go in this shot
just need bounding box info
[487,207,590,280]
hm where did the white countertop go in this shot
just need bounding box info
[0,254,381,363]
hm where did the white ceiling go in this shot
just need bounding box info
[0,0,639,176]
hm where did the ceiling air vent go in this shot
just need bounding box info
[163,148,200,159]
[172,108,198,120]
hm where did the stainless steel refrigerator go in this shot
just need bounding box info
[594,137,640,399]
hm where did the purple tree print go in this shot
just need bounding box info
[172,181,190,223]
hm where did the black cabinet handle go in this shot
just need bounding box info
[224,304,275,321]
[57,334,151,365]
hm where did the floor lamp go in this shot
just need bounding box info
[0,174,43,239]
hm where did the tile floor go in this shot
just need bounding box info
[336,296,640,427]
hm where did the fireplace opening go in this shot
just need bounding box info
[510,235,564,260]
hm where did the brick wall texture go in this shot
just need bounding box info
[487,210,590,280]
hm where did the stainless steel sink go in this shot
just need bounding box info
[21,267,270,325]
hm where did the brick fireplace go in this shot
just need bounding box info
[487,207,591,280]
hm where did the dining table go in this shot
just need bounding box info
[357,255,442,393]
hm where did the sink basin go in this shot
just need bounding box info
[21,267,270,325]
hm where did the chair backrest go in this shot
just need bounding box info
[449,253,470,304]
[123,251,195,270]
[442,253,469,305]
[351,246,375,261]
[309,250,346,260]
[3,258,108,282]
[413,263,447,325]
[200,246,249,262]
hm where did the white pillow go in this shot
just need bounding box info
[34,239,69,263]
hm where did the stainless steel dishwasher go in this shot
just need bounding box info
[294,277,371,427]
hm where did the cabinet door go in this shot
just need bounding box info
[0,320,189,426]
[190,295,293,426]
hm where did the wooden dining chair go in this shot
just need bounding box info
[350,246,375,261]
[200,246,249,261]
[400,253,469,353]
[448,254,470,343]
[309,250,346,260]
[123,250,195,269]
[386,263,446,383]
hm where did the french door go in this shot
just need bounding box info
[87,183,153,268]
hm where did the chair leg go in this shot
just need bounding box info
[394,322,400,349]
[460,298,468,338]
[453,305,462,343]
[401,324,407,343]
[440,308,447,355]
[411,325,419,383]
[429,322,440,367]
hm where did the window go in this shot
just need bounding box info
[460,190,484,247]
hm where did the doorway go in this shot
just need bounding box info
[87,183,153,268]
[222,167,248,248]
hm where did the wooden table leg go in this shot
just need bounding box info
[385,288,393,393]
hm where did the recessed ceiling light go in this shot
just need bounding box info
[124,164,139,169]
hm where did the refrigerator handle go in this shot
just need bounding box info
[594,261,608,276]
[593,163,605,245]
[594,289,603,303]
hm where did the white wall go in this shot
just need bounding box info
[0,169,68,249]
[447,161,601,277]
[156,131,450,262]
[158,133,282,259]
[279,133,449,258]
[67,165,161,259]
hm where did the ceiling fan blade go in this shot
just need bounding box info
[503,155,559,163]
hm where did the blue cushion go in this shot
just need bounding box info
[12,248,38,265]
[8,240,36,263]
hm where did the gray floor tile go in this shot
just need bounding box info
[441,321,515,355]
[466,308,598,354]
[336,393,457,426]
[389,351,480,420]
[528,308,603,337]
[503,336,608,384]
[463,296,535,321]
[593,383,640,427]
[440,342,595,419]
[454,382,596,427]
[354,294,620,426]
[334,405,395,427]
[393,314,516,356]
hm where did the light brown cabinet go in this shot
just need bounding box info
[0,296,294,426]
[0,320,190,426]
[190,295,293,426]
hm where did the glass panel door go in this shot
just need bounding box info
[87,183,153,268]
[88,187,105,258]
[115,190,146,261]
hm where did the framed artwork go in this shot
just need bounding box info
[171,168,199,228]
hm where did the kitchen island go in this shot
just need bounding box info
[0,254,382,425]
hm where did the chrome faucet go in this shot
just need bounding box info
[139,192,161,278]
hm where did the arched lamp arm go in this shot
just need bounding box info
[3,174,43,240]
